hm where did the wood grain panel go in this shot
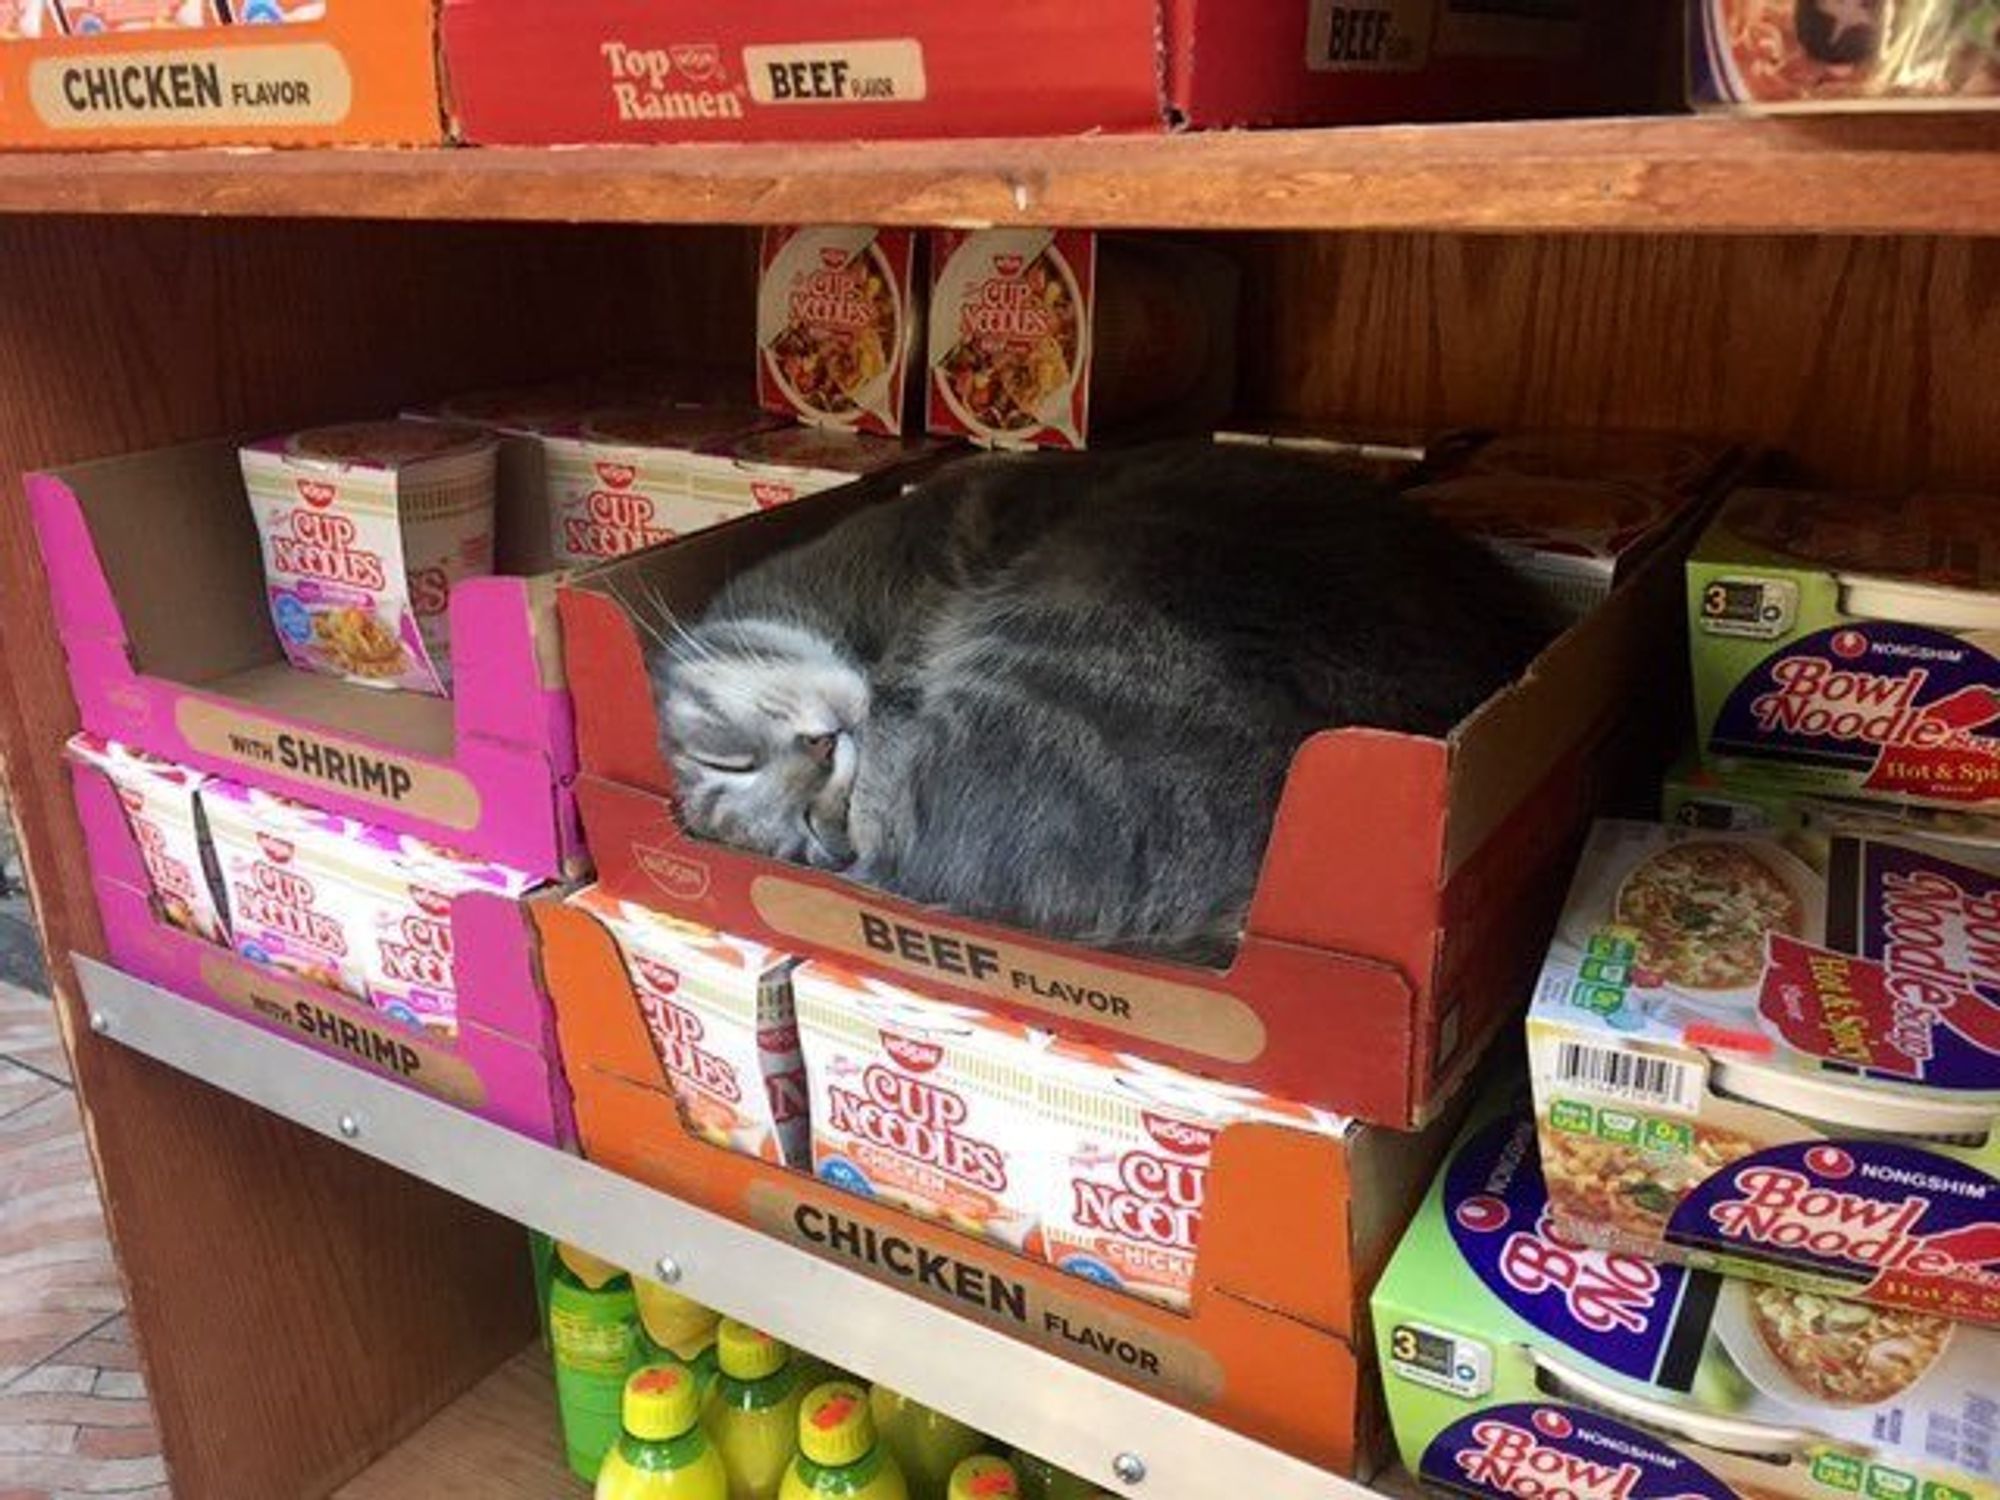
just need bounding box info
[1239,232,2000,488]
[0,117,1994,235]
[0,215,745,1499]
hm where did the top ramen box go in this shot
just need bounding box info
[1376,1091,2000,1500]
[926,231,1235,451]
[440,0,1668,145]
[1692,0,2000,112]
[1691,489,2000,811]
[793,961,1052,1255]
[571,885,809,1169]
[0,0,440,147]
[758,227,923,438]
[1526,818,2000,1325]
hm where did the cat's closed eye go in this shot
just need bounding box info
[690,752,758,774]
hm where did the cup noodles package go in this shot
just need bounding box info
[1691,489,2000,810]
[1,1,59,34]
[1693,0,2000,111]
[1375,1092,2000,1500]
[792,962,1049,1253]
[553,404,781,567]
[686,425,941,514]
[1410,431,1741,618]
[926,231,1220,450]
[53,0,219,30]
[233,1,327,20]
[1040,1041,1341,1311]
[204,776,538,1032]
[67,734,226,945]
[571,885,808,1169]
[758,227,923,438]
[1525,819,2000,1325]
[240,420,499,698]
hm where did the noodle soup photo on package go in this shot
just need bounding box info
[1691,488,2000,811]
[758,226,922,437]
[1039,1041,1342,1311]
[240,420,499,698]
[1693,0,2000,110]
[1374,1092,2000,1500]
[1526,818,2000,1325]
[67,734,225,945]
[792,962,1050,1253]
[572,886,809,1169]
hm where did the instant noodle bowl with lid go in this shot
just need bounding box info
[1691,487,2000,811]
[688,426,943,514]
[1692,0,2000,111]
[240,418,499,698]
[1526,818,2000,1326]
[1373,1091,2000,1500]
[758,226,922,438]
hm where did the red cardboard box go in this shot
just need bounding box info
[440,0,1669,146]
[557,461,1695,1129]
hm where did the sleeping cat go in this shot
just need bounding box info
[648,442,1554,964]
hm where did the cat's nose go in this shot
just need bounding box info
[800,732,838,768]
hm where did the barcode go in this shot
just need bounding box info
[1555,1042,1700,1111]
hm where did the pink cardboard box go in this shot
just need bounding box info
[30,438,581,879]
[69,751,575,1146]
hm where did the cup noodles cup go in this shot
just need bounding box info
[0,1,58,35]
[67,734,226,945]
[572,885,809,1169]
[232,1,328,21]
[926,231,1206,451]
[686,425,941,514]
[240,420,499,698]
[54,0,219,30]
[1690,488,2000,811]
[1040,1042,1341,1311]
[554,404,780,567]
[1693,0,2000,111]
[204,777,538,1032]
[758,227,922,438]
[1375,1092,2000,1500]
[1525,819,2000,1325]
[792,962,1049,1253]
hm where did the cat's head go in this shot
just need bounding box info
[652,616,869,870]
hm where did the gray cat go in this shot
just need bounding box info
[648,442,1554,965]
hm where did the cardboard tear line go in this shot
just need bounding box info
[749,875,1267,1063]
[745,1181,1225,1404]
[200,953,487,1108]
[176,696,481,828]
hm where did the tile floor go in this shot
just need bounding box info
[0,883,169,1499]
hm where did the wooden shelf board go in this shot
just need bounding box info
[0,115,1996,234]
[337,1347,582,1500]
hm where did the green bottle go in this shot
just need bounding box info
[869,1387,985,1500]
[1012,1452,1100,1500]
[551,1243,643,1481]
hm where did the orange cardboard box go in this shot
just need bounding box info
[538,895,1463,1476]
[0,0,441,147]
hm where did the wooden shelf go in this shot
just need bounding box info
[0,115,1998,234]
[338,1349,579,1500]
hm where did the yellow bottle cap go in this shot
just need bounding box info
[556,1242,625,1291]
[950,1455,1020,1498]
[624,1363,702,1443]
[798,1382,876,1468]
[717,1318,789,1382]
[635,1278,721,1354]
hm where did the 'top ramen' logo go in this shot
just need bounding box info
[599,39,747,123]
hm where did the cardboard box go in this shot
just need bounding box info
[29,439,583,880]
[1691,0,2000,112]
[0,0,440,147]
[557,462,1691,1128]
[440,0,1667,145]
[540,895,1459,1476]
[1526,819,2000,1325]
[759,227,924,439]
[70,751,574,1145]
[926,232,1236,451]
[1375,1091,2000,1500]
[1691,489,2000,811]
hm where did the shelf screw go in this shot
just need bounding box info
[654,1256,683,1286]
[337,1114,361,1140]
[88,1012,109,1035]
[1112,1453,1147,1487]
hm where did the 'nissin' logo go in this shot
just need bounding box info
[882,1033,942,1073]
[296,479,338,508]
[1142,1111,1216,1158]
